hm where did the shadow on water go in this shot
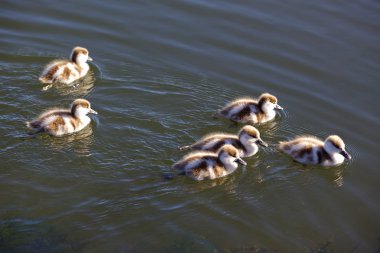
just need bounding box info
[0,218,81,253]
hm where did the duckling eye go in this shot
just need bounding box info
[333,143,343,151]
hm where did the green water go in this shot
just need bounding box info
[1,0,380,252]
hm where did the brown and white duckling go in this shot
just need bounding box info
[180,125,268,157]
[215,93,283,124]
[26,98,98,137]
[173,144,247,181]
[278,135,351,166]
[39,46,93,84]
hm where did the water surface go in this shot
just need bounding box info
[1,0,380,252]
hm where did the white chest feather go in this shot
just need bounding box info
[265,110,276,121]
[323,153,345,166]
[76,116,91,131]
[242,143,259,157]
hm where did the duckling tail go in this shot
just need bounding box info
[39,76,52,84]
[212,111,220,119]
[277,141,289,152]
[179,145,191,151]
[26,121,40,130]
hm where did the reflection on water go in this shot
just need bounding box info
[44,126,95,157]
[332,169,344,187]
[316,166,345,188]
[41,71,96,97]
[246,158,265,184]
[25,125,96,157]
[285,163,346,187]
[188,175,236,192]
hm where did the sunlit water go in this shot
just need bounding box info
[1,0,380,252]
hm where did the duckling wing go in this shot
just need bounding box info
[195,134,237,151]
[219,98,256,115]
[39,60,69,83]
[28,109,70,130]
[279,138,323,164]
[279,136,322,152]
[173,152,216,171]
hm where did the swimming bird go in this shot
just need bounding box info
[173,144,247,181]
[278,135,351,166]
[39,46,93,84]
[215,93,283,124]
[26,98,98,137]
[179,125,268,157]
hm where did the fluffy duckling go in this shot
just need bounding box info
[39,46,93,84]
[26,98,97,137]
[215,93,283,124]
[180,125,268,157]
[173,144,247,181]
[278,135,351,166]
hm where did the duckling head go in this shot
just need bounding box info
[71,46,93,65]
[218,144,247,166]
[258,93,283,113]
[324,135,351,160]
[238,125,268,147]
[71,98,98,118]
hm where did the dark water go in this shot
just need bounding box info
[1,0,380,252]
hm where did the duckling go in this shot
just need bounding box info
[173,144,247,181]
[278,135,351,166]
[215,93,283,124]
[39,46,93,84]
[26,98,97,137]
[180,125,268,157]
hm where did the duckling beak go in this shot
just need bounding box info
[275,104,283,110]
[87,56,93,62]
[340,150,351,160]
[234,158,247,166]
[256,139,269,147]
[89,108,98,114]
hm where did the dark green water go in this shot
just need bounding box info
[1,0,380,252]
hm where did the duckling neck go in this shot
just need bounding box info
[241,142,258,156]
[72,110,89,123]
[259,102,275,115]
[329,152,345,165]
[218,157,237,172]
[239,136,258,156]
[322,148,344,165]
[75,60,89,72]
[261,107,276,120]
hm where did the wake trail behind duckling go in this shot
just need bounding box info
[90,61,103,80]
